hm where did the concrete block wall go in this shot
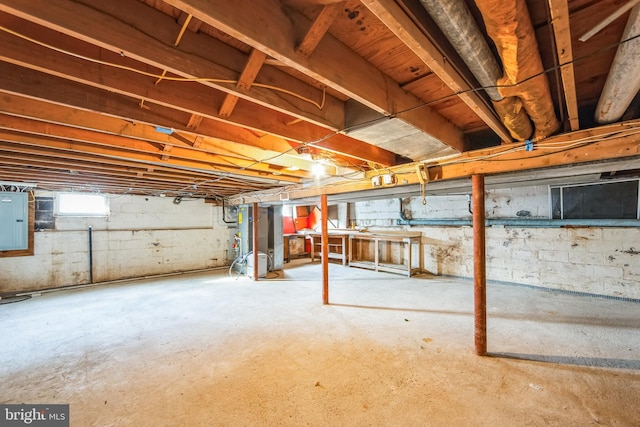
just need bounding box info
[0,193,233,294]
[350,186,640,299]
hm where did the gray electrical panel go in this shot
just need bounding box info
[0,192,29,250]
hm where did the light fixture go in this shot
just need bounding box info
[311,163,325,178]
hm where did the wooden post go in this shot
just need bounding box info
[321,194,329,304]
[472,174,487,355]
[252,202,259,282]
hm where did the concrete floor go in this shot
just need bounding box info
[1,259,639,426]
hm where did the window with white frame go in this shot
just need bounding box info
[56,193,110,216]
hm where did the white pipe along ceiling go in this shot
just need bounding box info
[418,0,533,141]
[596,3,640,124]
[473,0,560,140]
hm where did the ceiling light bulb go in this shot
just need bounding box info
[311,163,325,178]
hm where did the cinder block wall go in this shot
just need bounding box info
[350,188,640,300]
[0,193,232,294]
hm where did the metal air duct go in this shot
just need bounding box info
[474,0,560,139]
[595,4,640,124]
[419,0,533,140]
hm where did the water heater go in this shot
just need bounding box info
[237,205,283,271]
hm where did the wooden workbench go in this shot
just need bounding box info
[283,234,308,262]
[308,232,349,266]
[348,232,423,277]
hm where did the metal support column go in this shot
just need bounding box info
[321,194,329,304]
[252,202,259,282]
[472,174,487,355]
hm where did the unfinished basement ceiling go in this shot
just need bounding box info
[0,0,639,200]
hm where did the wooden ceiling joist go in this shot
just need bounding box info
[0,93,316,172]
[548,0,580,131]
[0,166,249,197]
[0,148,281,195]
[0,114,310,180]
[0,154,247,189]
[361,0,512,142]
[0,0,634,201]
[0,164,266,194]
[0,0,345,130]
[160,0,467,152]
[0,45,396,166]
[0,130,303,184]
[227,120,640,204]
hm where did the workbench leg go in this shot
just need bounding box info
[374,239,379,272]
[408,240,412,277]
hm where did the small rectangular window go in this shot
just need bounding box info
[56,193,109,216]
[550,179,639,220]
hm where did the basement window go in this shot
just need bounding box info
[550,179,640,219]
[56,193,110,216]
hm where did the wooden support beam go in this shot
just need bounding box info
[178,11,202,32]
[0,48,396,166]
[296,2,344,57]
[0,129,303,183]
[472,174,487,356]
[321,193,329,305]
[0,115,308,181]
[220,49,268,117]
[0,150,274,195]
[226,119,640,204]
[186,114,204,130]
[161,144,172,161]
[237,49,269,91]
[361,0,512,143]
[0,146,271,189]
[548,0,580,131]
[0,93,320,172]
[0,0,344,130]
[0,150,268,193]
[218,94,240,118]
[160,0,467,152]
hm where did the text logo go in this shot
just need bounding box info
[0,404,69,427]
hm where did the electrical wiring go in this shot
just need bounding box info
[5,11,640,201]
[0,25,327,111]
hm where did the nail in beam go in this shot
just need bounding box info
[472,174,487,355]
[321,194,329,304]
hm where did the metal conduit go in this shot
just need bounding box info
[398,199,640,227]
[397,218,640,227]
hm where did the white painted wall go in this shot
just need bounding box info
[0,193,234,294]
[350,186,640,299]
